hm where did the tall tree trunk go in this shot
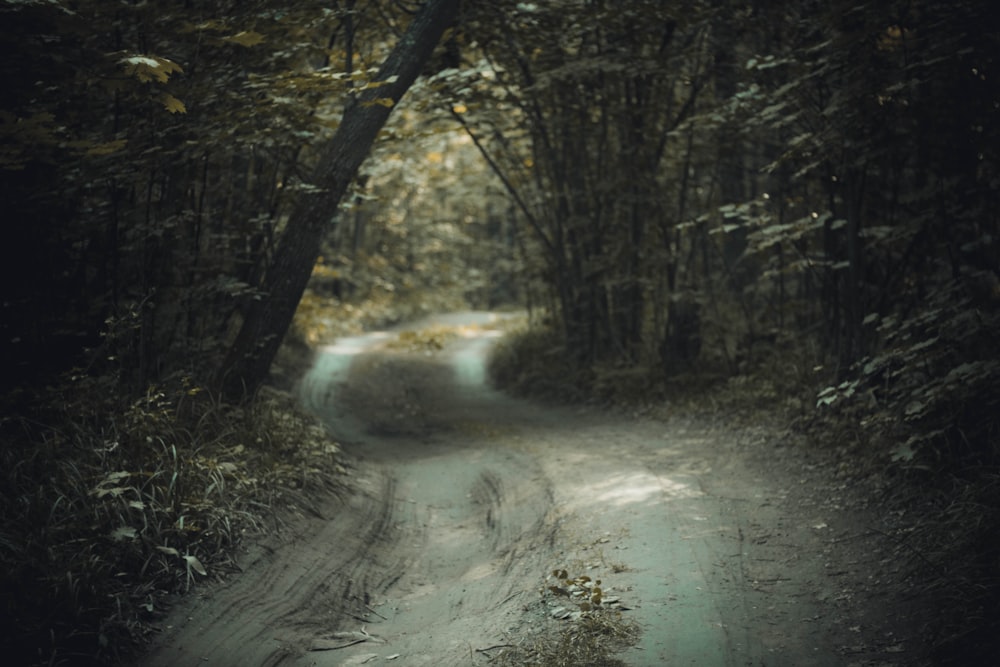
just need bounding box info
[217,0,458,400]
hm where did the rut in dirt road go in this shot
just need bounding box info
[138,313,921,667]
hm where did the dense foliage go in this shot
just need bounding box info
[0,0,465,396]
[5,0,315,392]
[455,0,999,449]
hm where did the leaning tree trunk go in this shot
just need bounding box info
[218,0,458,400]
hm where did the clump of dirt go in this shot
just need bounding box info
[516,571,641,665]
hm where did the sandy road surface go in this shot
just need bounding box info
[138,312,920,666]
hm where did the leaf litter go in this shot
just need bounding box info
[487,568,639,667]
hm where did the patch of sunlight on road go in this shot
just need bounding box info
[320,331,393,358]
[591,471,704,508]
[400,581,439,601]
[460,560,499,583]
[548,449,705,513]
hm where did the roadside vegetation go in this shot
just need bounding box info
[0,372,346,666]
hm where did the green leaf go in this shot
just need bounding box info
[183,554,208,576]
[111,526,138,541]
[891,442,916,462]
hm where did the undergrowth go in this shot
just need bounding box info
[0,373,346,666]
[487,320,591,403]
[806,276,1000,665]
[487,316,813,418]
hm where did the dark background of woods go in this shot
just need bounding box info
[1,0,998,664]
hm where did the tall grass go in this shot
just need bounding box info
[0,373,345,666]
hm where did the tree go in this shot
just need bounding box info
[456,0,716,369]
[218,0,459,400]
[0,0,384,393]
[0,0,458,400]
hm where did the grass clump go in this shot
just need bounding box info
[0,373,346,666]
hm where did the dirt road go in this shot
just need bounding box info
[139,313,922,666]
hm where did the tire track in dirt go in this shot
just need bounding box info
[286,318,560,666]
[471,470,505,551]
[277,471,416,632]
[139,313,918,666]
[137,465,424,666]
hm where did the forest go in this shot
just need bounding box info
[1,0,998,664]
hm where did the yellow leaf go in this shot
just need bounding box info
[160,93,187,114]
[361,97,395,109]
[224,31,265,47]
[121,55,183,84]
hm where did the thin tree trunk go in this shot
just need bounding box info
[218,0,458,400]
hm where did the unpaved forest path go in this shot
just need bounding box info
[139,312,921,667]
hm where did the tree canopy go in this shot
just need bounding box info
[0,0,458,398]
